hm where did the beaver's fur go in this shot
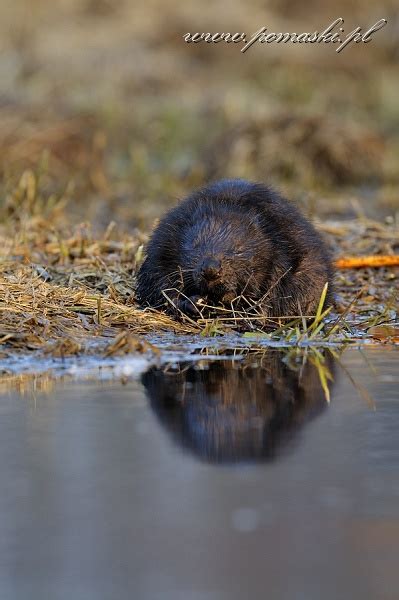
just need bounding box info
[136,179,334,317]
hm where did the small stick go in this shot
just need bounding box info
[97,296,102,325]
[335,255,399,269]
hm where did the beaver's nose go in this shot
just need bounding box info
[200,258,221,281]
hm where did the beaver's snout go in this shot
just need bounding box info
[199,257,222,282]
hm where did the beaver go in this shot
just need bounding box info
[136,179,334,318]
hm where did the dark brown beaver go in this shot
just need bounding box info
[136,179,334,318]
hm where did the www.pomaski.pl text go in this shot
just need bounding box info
[183,18,387,54]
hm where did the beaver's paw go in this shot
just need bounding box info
[221,291,236,305]
[178,295,205,316]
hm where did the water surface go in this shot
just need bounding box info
[0,348,398,600]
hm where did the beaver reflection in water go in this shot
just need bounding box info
[136,179,334,318]
[142,352,334,463]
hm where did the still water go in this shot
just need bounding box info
[0,348,398,600]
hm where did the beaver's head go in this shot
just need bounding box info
[180,211,272,305]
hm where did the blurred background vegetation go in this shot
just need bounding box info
[0,0,398,231]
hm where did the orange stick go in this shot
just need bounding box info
[335,255,399,269]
